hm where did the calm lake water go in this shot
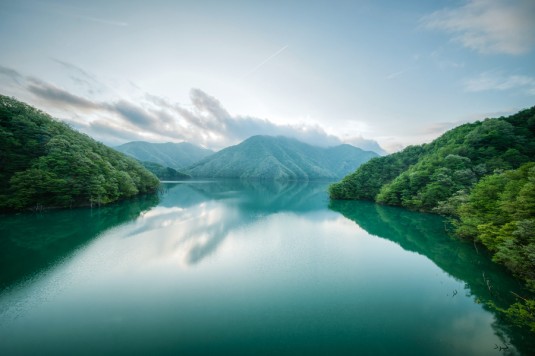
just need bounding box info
[0,180,533,355]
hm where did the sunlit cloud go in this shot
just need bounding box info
[464,72,535,95]
[0,65,385,152]
[342,135,387,155]
[422,0,535,55]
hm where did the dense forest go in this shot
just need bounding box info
[330,107,535,332]
[0,95,160,211]
[330,107,535,209]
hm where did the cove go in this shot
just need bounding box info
[0,180,533,355]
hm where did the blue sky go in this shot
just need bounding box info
[1,0,534,153]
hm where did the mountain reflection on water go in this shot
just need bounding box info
[0,180,533,355]
[141,180,329,265]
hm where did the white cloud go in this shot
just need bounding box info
[0,65,385,153]
[422,0,535,55]
[464,72,535,95]
[342,135,387,155]
[177,89,344,149]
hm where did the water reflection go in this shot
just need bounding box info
[133,180,330,266]
[0,194,159,290]
[164,179,329,213]
[1,180,533,355]
[329,199,535,354]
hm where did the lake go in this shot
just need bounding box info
[0,180,533,355]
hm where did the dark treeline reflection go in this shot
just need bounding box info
[329,199,535,354]
[0,194,159,290]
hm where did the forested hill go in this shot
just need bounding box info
[330,107,535,211]
[115,141,213,170]
[329,107,535,320]
[0,95,160,211]
[186,135,378,180]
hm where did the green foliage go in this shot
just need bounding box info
[329,145,424,200]
[330,107,535,211]
[449,163,535,333]
[140,161,191,180]
[186,135,378,180]
[0,95,160,211]
[456,163,535,288]
[504,298,535,333]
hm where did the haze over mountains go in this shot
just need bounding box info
[115,141,214,170]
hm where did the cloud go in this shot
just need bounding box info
[51,59,104,94]
[422,0,535,55]
[53,59,94,79]
[111,100,158,129]
[89,120,149,142]
[464,72,535,95]
[0,65,24,84]
[422,121,465,136]
[178,89,344,149]
[0,65,385,152]
[27,78,100,111]
[343,135,387,155]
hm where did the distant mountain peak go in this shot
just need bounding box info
[186,135,378,180]
[115,141,213,170]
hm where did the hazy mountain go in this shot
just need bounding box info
[115,141,213,170]
[186,135,378,180]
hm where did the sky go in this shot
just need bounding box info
[0,0,534,153]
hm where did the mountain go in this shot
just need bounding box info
[140,161,191,180]
[0,95,160,211]
[115,141,213,170]
[186,135,378,180]
[330,107,535,211]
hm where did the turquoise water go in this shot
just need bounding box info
[0,180,532,355]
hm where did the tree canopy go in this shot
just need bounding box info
[0,95,160,211]
[330,107,535,211]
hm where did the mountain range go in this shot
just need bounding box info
[115,141,213,170]
[186,135,378,180]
